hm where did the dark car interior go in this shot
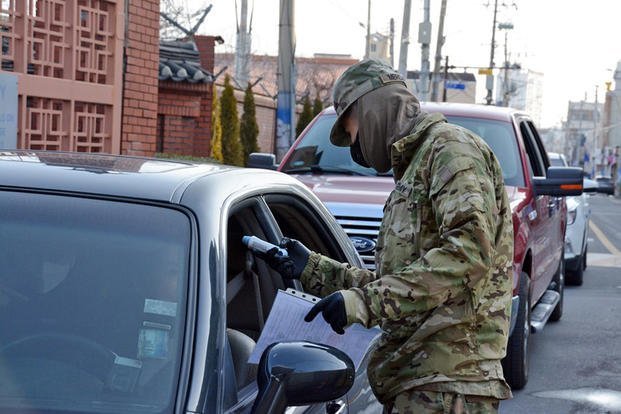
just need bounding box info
[224,194,347,390]
[0,193,191,413]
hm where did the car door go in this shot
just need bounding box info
[221,191,380,414]
[526,121,564,271]
[519,119,557,301]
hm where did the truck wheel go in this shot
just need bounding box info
[502,273,530,390]
[550,258,564,322]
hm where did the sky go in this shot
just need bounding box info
[181,0,621,128]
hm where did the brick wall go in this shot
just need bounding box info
[254,95,277,153]
[157,83,212,157]
[156,115,197,155]
[195,36,217,74]
[121,0,160,156]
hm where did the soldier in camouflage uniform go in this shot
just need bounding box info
[266,59,514,413]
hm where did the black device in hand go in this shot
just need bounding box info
[261,237,311,280]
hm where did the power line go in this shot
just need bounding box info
[327,0,367,29]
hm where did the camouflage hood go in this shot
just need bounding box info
[355,83,423,174]
[390,112,447,180]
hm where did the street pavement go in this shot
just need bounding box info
[501,194,621,414]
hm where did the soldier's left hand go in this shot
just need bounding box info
[304,292,347,334]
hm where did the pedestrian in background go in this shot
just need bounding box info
[266,59,514,414]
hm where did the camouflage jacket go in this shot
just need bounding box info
[300,112,514,403]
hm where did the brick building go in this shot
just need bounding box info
[0,0,219,158]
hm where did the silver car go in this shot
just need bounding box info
[0,151,382,414]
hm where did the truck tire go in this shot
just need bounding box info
[502,273,530,390]
[550,258,564,322]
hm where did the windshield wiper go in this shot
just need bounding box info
[283,165,374,176]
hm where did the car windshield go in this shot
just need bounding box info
[446,116,525,187]
[280,114,380,176]
[0,192,191,414]
[281,112,525,187]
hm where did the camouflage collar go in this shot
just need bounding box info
[391,112,446,180]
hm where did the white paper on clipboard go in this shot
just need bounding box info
[248,289,382,369]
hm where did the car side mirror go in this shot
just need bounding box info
[533,167,584,196]
[250,341,355,414]
[247,153,278,170]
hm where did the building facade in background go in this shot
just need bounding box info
[368,32,391,65]
[0,0,128,153]
[603,60,621,149]
[407,71,476,104]
[0,1,223,158]
[564,100,604,174]
[495,67,544,126]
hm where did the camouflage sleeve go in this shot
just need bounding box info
[300,252,379,298]
[355,138,498,327]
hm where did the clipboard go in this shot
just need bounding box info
[248,289,382,369]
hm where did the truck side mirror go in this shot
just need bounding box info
[533,167,584,196]
[250,341,355,414]
[247,153,278,170]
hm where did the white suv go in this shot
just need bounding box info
[548,152,590,285]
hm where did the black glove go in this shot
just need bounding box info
[304,292,347,335]
[263,237,310,280]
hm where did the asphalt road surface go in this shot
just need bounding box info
[500,194,621,414]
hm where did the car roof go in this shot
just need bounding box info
[320,101,526,123]
[0,150,239,202]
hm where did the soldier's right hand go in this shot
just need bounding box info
[262,238,310,279]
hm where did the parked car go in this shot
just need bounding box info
[548,152,591,285]
[250,102,584,389]
[595,175,615,195]
[0,151,382,414]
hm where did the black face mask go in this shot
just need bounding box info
[350,135,370,168]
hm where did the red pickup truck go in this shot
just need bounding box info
[250,102,584,389]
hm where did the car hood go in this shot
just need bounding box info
[291,174,395,205]
[293,173,522,210]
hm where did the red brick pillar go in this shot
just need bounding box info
[194,36,217,74]
[121,0,160,156]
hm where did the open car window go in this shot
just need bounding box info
[223,193,352,411]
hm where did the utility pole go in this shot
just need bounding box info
[389,18,395,68]
[276,0,296,161]
[234,0,252,87]
[430,0,447,102]
[419,0,431,101]
[485,0,498,105]
[498,22,513,107]
[593,86,599,177]
[365,0,371,59]
[442,55,449,102]
[398,0,412,79]
[503,29,508,106]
